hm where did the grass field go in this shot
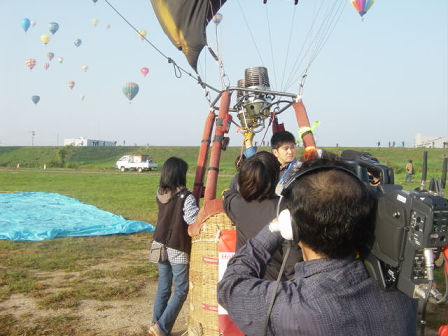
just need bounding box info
[0,146,447,335]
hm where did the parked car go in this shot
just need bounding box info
[115,155,158,172]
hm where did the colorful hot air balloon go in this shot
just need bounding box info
[81,65,88,72]
[122,82,139,101]
[43,62,50,70]
[138,29,147,40]
[22,18,31,32]
[212,13,223,25]
[74,38,82,47]
[40,34,51,45]
[92,18,99,26]
[140,67,149,77]
[351,0,375,18]
[48,22,59,35]
[25,58,36,70]
[32,95,40,105]
[47,52,54,61]
[68,81,75,89]
[57,56,64,63]
[30,20,36,27]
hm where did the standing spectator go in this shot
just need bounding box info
[149,157,199,336]
[405,159,414,182]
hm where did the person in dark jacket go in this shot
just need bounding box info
[149,157,199,336]
[223,151,301,280]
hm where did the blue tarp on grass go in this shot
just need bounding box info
[0,192,155,241]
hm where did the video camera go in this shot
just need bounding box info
[341,150,448,300]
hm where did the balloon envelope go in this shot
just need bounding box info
[81,65,88,72]
[43,62,50,70]
[22,18,31,32]
[68,81,75,89]
[47,52,54,61]
[92,18,99,26]
[74,38,82,47]
[32,96,40,104]
[25,58,36,70]
[80,95,85,101]
[105,24,111,29]
[40,34,51,45]
[122,82,139,101]
[138,29,147,40]
[30,20,36,27]
[57,56,64,63]
[351,0,375,17]
[48,22,59,34]
[140,67,149,77]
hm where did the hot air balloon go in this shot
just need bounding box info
[122,82,139,102]
[351,0,375,18]
[92,0,98,3]
[212,13,223,25]
[25,58,36,70]
[92,18,99,26]
[81,65,88,72]
[80,95,85,101]
[47,52,54,61]
[22,18,31,32]
[140,67,149,77]
[32,95,40,105]
[48,22,59,35]
[57,56,64,63]
[74,38,82,47]
[40,34,51,45]
[138,29,147,40]
[30,20,36,27]
[105,24,111,29]
[68,81,75,90]
[43,62,50,70]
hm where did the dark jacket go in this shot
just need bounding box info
[153,187,191,254]
[223,184,302,281]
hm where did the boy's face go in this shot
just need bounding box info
[272,142,296,167]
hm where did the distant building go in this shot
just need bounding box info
[64,137,116,147]
[414,133,448,148]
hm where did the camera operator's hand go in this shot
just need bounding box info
[269,209,293,240]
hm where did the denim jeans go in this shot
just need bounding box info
[152,261,189,335]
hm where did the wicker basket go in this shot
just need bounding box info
[188,211,235,336]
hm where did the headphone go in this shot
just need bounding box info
[276,162,363,244]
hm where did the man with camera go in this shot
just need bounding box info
[217,158,417,336]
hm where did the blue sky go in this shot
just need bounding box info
[0,0,447,147]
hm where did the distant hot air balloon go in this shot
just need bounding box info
[212,13,223,25]
[92,18,99,26]
[140,67,149,77]
[48,22,59,35]
[351,0,375,18]
[138,29,147,40]
[81,65,88,72]
[32,95,40,105]
[92,0,98,3]
[68,81,75,90]
[57,56,64,63]
[40,34,51,45]
[47,52,54,61]
[30,20,36,27]
[22,18,31,32]
[43,62,50,70]
[80,95,85,101]
[104,24,111,29]
[25,58,36,70]
[74,38,82,47]
[122,82,139,102]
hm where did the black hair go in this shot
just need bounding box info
[270,131,296,149]
[159,157,188,194]
[284,158,375,259]
[238,151,280,202]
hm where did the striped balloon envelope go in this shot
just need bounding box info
[25,58,36,70]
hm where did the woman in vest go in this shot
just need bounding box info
[149,157,199,336]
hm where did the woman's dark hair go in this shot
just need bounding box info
[238,151,280,202]
[285,159,375,258]
[159,157,188,194]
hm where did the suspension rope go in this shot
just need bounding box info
[265,5,278,90]
[279,5,298,92]
[103,0,220,94]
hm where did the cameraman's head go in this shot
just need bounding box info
[284,159,374,259]
[271,131,296,168]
